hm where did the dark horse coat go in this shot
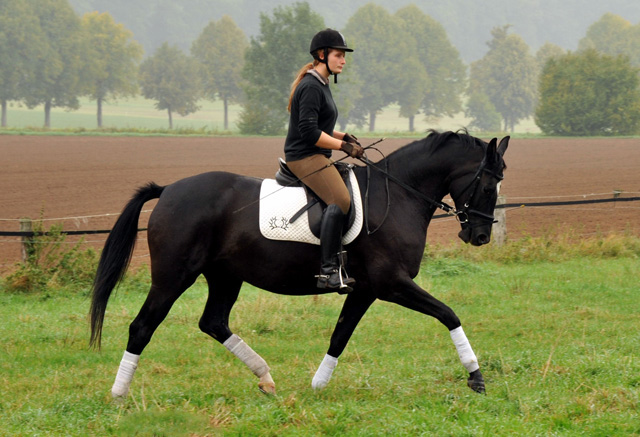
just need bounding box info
[90,130,509,396]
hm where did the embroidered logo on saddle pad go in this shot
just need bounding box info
[259,169,363,245]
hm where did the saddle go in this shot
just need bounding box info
[274,158,357,239]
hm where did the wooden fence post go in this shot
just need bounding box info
[20,218,34,262]
[492,195,507,246]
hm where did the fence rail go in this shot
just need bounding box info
[1,194,638,237]
[433,195,638,219]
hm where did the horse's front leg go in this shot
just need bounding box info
[312,291,376,389]
[380,277,485,394]
[450,326,485,393]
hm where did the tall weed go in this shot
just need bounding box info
[425,230,640,264]
[2,228,638,294]
[2,220,97,293]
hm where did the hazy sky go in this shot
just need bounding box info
[70,0,640,62]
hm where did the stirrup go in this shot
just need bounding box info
[315,268,354,294]
[337,251,355,290]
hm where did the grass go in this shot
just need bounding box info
[1,234,639,435]
[2,97,240,133]
[1,97,543,137]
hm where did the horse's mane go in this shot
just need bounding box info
[426,128,485,151]
[385,129,485,163]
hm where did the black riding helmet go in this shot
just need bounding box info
[309,28,353,83]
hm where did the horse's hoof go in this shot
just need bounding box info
[259,381,276,396]
[111,387,129,400]
[467,369,486,394]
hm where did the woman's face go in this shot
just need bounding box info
[325,49,346,74]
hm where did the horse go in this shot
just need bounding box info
[90,130,509,397]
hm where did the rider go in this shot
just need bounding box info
[284,28,364,294]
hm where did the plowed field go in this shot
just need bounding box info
[1,135,638,273]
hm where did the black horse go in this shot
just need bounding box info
[90,130,508,397]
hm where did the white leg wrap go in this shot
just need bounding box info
[450,326,480,373]
[112,351,140,398]
[312,354,338,390]
[223,334,270,378]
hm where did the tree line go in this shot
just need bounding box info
[1,1,639,135]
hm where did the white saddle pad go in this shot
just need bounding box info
[259,169,363,245]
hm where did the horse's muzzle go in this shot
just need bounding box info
[458,227,472,244]
[458,226,490,246]
[473,233,490,246]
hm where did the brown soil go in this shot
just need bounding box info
[1,135,638,273]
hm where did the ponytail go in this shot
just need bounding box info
[288,60,318,112]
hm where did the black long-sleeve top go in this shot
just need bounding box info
[284,70,338,162]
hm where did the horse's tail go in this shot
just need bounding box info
[89,182,165,349]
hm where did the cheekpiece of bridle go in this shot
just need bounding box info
[453,158,505,228]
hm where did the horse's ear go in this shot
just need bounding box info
[498,136,509,157]
[486,138,498,160]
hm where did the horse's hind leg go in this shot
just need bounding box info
[198,271,276,395]
[313,291,376,390]
[111,271,198,398]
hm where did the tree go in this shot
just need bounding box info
[395,5,467,131]
[535,42,565,72]
[343,4,411,131]
[578,13,640,67]
[23,0,88,128]
[395,57,429,132]
[470,26,537,132]
[332,65,362,132]
[239,2,324,135]
[0,1,45,127]
[139,43,201,129]
[192,15,247,131]
[81,12,143,127]
[535,43,565,95]
[535,49,640,136]
[465,92,502,132]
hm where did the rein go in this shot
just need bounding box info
[359,155,456,214]
[357,147,503,232]
[356,154,456,235]
[234,138,501,233]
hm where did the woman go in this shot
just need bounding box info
[284,28,364,294]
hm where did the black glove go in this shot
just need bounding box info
[343,133,361,146]
[340,141,364,158]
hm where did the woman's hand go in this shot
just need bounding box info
[343,132,361,146]
[340,141,364,158]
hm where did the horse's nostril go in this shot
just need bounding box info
[477,234,489,245]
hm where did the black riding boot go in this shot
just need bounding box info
[316,204,356,294]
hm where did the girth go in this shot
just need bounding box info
[275,158,357,238]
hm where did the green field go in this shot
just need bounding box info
[2,96,542,135]
[1,242,638,435]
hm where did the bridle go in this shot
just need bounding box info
[358,150,504,233]
[453,158,505,228]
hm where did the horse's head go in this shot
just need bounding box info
[450,136,509,246]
